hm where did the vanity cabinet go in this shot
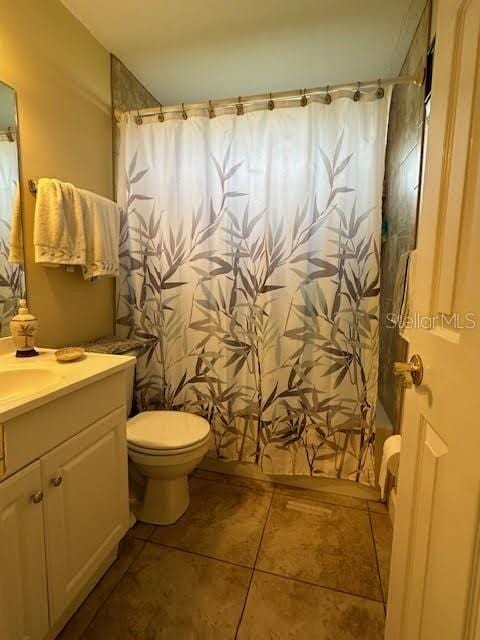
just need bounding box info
[0,370,131,640]
[42,407,128,626]
[0,461,49,640]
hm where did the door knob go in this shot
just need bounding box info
[393,354,424,388]
[31,491,44,504]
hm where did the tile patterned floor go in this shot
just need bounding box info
[150,477,272,566]
[256,494,382,600]
[58,470,393,639]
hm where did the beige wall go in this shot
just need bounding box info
[431,0,438,41]
[0,0,114,347]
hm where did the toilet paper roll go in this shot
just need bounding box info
[379,435,401,500]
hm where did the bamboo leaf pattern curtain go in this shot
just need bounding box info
[117,94,390,485]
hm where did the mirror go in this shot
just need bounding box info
[0,81,25,337]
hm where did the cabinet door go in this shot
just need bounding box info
[41,408,129,624]
[0,461,49,640]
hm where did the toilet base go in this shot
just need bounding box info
[138,475,190,525]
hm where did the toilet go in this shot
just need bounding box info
[124,357,211,525]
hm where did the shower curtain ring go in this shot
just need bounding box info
[268,92,274,111]
[353,81,361,102]
[376,79,385,99]
[236,96,244,116]
[182,103,188,120]
[158,104,165,122]
[208,100,215,119]
[300,89,308,107]
[135,109,143,125]
[324,85,332,105]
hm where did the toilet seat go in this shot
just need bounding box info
[127,410,210,454]
[128,432,211,457]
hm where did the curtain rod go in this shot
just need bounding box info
[115,69,424,122]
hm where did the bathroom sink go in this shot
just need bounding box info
[0,368,62,403]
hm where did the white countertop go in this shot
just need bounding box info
[0,345,135,423]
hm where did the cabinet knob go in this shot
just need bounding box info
[31,491,44,504]
[51,474,63,487]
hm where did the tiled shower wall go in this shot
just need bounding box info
[111,55,159,192]
[378,3,430,432]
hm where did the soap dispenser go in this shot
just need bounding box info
[10,299,39,357]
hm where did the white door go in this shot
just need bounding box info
[386,0,480,638]
[0,461,49,640]
[41,408,129,624]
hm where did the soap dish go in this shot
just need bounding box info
[55,347,85,362]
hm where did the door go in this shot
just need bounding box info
[41,408,129,624]
[0,461,49,640]
[386,0,480,638]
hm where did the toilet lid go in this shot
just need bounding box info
[127,410,210,450]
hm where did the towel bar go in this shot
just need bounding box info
[28,179,37,194]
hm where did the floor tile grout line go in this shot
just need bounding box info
[234,490,275,639]
[368,510,387,606]
[145,533,385,608]
[253,490,275,568]
[81,538,148,637]
[255,566,385,606]
[146,538,255,571]
[128,529,156,543]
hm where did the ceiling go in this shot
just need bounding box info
[60,0,426,105]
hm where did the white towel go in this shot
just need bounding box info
[8,184,24,264]
[34,178,86,267]
[78,188,120,279]
[34,178,120,279]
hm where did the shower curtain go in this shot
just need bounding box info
[117,94,390,485]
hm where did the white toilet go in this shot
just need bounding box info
[125,359,211,525]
